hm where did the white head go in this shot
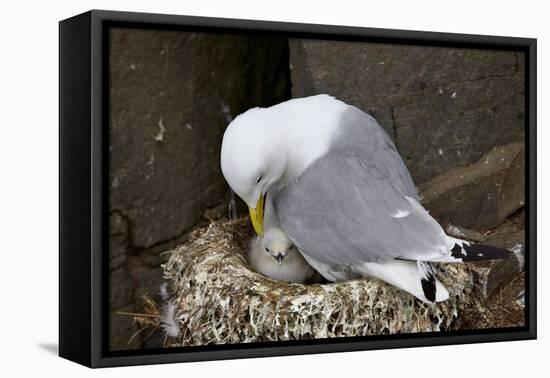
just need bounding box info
[220,95,344,236]
[220,108,288,235]
[262,227,296,265]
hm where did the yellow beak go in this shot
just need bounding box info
[249,194,265,236]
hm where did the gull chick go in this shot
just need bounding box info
[248,227,315,284]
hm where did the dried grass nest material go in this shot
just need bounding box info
[161,217,490,347]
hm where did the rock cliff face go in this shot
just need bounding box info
[108,28,291,350]
[289,39,525,184]
[109,31,526,350]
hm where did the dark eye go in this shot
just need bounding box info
[265,247,270,252]
[256,175,263,184]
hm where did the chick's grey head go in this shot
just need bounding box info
[262,227,296,265]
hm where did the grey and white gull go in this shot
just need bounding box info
[221,95,509,303]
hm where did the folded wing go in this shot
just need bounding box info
[275,149,455,266]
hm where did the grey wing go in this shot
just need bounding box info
[333,106,420,202]
[274,150,453,265]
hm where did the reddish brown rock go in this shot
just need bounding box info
[419,143,524,231]
[471,228,524,300]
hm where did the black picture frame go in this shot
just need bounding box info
[59,9,537,368]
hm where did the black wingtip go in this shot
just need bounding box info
[421,276,436,303]
[452,243,512,262]
[418,262,437,303]
[451,243,462,258]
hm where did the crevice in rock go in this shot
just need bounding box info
[109,207,189,253]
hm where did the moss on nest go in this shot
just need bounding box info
[151,217,505,347]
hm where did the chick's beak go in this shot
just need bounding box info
[276,253,284,265]
[249,193,265,236]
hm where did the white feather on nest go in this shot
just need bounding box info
[159,283,179,338]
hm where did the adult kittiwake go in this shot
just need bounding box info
[221,94,510,303]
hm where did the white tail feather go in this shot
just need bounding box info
[301,253,450,303]
[356,260,449,303]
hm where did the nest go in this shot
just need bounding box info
[139,217,500,347]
